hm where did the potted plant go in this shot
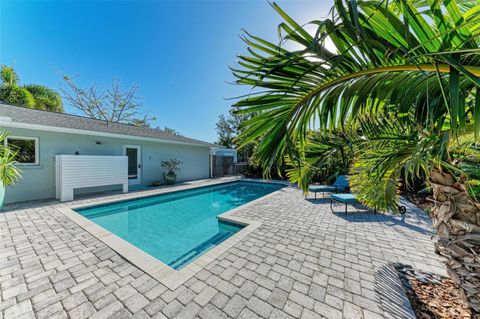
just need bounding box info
[0,132,21,207]
[161,159,182,185]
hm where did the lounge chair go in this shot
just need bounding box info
[330,193,360,213]
[307,175,349,199]
[330,193,407,215]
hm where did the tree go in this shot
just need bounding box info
[0,65,63,112]
[215,109,253,159]
[162,127,183,136]
[215,110,240,148]
[215,114,235,148]
[232,0,480,314]
[61,76,155,126]
[23,84,63,113]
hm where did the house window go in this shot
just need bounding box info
[5,136,39,165]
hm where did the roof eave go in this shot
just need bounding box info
[0,118,214,148]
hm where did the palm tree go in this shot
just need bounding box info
[232,0,480,313]
[0,66,35,108]
[0,131,21,207]
[0,65,63,112]
[23,84,63,112]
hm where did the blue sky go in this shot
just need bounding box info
[0,0,332,142]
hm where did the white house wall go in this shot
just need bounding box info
[3,127,211,203]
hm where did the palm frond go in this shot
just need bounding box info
[233,0,480,173]
[286,129,356,191]
[0,132,21,187]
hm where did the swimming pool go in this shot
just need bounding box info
[75,181,283,269]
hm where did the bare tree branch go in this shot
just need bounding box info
[61,76,155,126]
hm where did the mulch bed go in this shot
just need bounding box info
[394,263,472,319]
[401,190,434,211]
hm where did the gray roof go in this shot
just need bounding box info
[0,104,218,147]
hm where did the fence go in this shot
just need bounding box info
[211,155,235,178]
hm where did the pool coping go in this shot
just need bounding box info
[57,177,289,290]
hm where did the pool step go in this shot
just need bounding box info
[168,231,232,269]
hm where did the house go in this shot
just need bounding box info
[0,104,233,204]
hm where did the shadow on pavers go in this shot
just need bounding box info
[375,263,416,319]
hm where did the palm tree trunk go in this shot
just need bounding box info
[429,169,480,316]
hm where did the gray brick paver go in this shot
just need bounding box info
[293,281,309,294]
[90,299,124,319]
[308,283,326,302]
[223,294,248,318]
[314,301,342,319]
[162,286,186,303]
[108,308,131,319]
[215,280,237,297]
[270,308,294,319]
[325,294,343,311]
[343,301,364,319]
[267,288,288,309]
[162,300,183,318]
[176,288,195,305]
[238,307,260,319]
[193,286,217,306]
[61,291,88,311]
[288,290,314,310]
[144,298,167,316]
[301,308,322,319]
[33,290,69,312]
[189,280,207,294]
[145,284,168,301]
[198,304,227,319]
[114,285,137,301]
[276,276,294,292]
[283,300,303,318]
[246,296,274,318]
[211,292,229,309]
[0,182,442,318]
[2,282,27,300]
[253,286,271,301]
[238,281,258,299]
[87,283,116,303]
[68,302,96,319]
[93,294,117,310]
[3,300,32,318]
[17,312,38,319]
[35,301,63,319]
[125,293,149,313]
[363,309,385,319]
[1,276,24,290]
[172,302,201,319]
[151,313,168,319]
[69,277,98,294]
[53,277,76,292]
[132,310,150,319]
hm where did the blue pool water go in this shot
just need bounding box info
[76,181,283,269]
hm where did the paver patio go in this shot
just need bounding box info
[0,180,445,319]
